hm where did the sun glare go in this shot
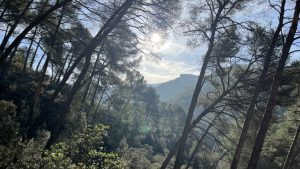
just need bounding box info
[151,33,162,43]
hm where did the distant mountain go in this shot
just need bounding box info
[154,74,213,110]
[155,74,197,101]
[154,74,216,148]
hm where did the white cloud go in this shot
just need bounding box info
[138,55,199,84]
[138,30,206,84]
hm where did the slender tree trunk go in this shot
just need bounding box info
[173,3,226,168]
[90,75,101,107]
[0,0,34,56]
[48,0,135,104]
[23,28,37,72]
[282,121,300,169]
[212,150,228,169]
[0,0,71,64]
[80,47,102,108]
[30,38,41,69]
[230,1,286,169]
[55,48,72,85]
[7,45,18,64]
[28,6,65,133]
[31,0,135,145]
[64,52,74,74]
[93,84,107,115]
[35,52,46,72]
[50,63,54,84]
[185,113,220,169]
[27,55,50,128]
[161,67,246,169]
[45,48,92,149]
[81,77,92,107]
[247,1,300,168]
[3,22,9,37]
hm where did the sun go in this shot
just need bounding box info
[151,33,162,43]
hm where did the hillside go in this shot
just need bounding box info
[154,74,213,110]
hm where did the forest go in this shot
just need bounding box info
[0,0,300,168]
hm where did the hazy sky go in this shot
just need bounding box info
[138,31,204,84]
[139,0,297,84]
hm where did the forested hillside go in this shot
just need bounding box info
[155,74,214,110]
[0,0,300,169]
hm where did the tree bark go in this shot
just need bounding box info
[80,47,102,108]
[230,1,286,168]
[185,113,220,169]
[93,84,107,116]
[161,63,248,168]
[0,0,34,56]
[173,2,228,168]
[282,121,300,169]
[48,0,135,104]
[44,0,135,148]
[7,45,18,64]
[28,6,65,133]
[247,1,300,168]
[45,45,92,149]
[23,28,37,72]
[90,75,102,107]
[29,38,41,69]
[55,47,72,85]
[35,52,46,72]
[0,0,72,64]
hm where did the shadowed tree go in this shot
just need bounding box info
[247,1,300,168]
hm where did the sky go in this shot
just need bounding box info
[137,1,266,84]
[4,0,297,85]
[137,31,205,84]
[138,0,298,84]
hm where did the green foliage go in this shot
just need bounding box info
[0,107,125,169]
[43,124,126,169]
[0,100,18,144]
[263,102,300,168]
[0,101,44,169]
[119,140,166,169]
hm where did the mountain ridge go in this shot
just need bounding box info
[154,74,213,110]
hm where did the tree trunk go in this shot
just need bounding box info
[0,0,34,56]
[80,47,102,109]
[55,47,72,85]
[93,84,107,116]
[247,1,300,168]
[48,0,135,104]
[50,63,55,84]
[7,45,18,64]
[33,0,135,145]
[161,67,246,169]
[27,54,50,128]
[185,113,220,169]
[282,121,300,169]
[64,52,74,74]
[3,22,9,37]
[173,2,227,168]
[23,28,37,72]
[28,6,65,133]
[0,0,71,64]
[45,48,92,149]
[29,37,41,69]
[90,75,102,107]
[35,52,46,72]
[212,150,228,169]
[160,137,182,169]
[230,1,286,169]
